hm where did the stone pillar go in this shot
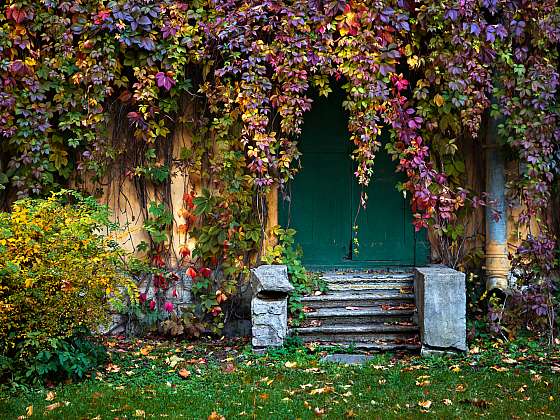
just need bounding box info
[414,266,467,356]
[251,265,294,350]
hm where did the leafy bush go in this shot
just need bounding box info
[15,331,107,385]
[0,190,135,383]
[488,235,559,344]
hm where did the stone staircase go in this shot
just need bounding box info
[291,271,421,351]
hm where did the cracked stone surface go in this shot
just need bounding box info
[415,266,467,354]
[321,354,375,364]
[251,296,288,348]
[251,265,294,296]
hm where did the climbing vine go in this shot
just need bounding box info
[1,0,558,329]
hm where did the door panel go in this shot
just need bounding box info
[279,90,352,266]
[351,138,415,264]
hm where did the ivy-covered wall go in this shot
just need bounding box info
[1,1,558,331]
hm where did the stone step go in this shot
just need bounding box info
[297,331,419,344]
[301,291,415,309]
[321,272,414,283]
[319,342,421,352]
[326,282,414,292]
[293,324,419,344]
[301,307,415,327]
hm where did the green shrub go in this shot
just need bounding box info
[0,190,135,383]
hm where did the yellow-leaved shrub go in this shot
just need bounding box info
[0,191,135,358]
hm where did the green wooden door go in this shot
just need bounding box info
[279,90,353,266]
[279,90,428,269]
[351,130,414,265]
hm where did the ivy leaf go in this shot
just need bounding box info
[156,72,176,91]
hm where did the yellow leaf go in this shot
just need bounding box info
[434,94,445,107]
[45,391,56,401]
[415,380,430,387]
[284,361,297,368]
[309,386,334,395]
[26,405,33,416]
[443,399,453,406]
[407,55,419,68]
[418,400,432,409]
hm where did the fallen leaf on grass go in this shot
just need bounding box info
[455,384,466,392]
[26,405,33,416]
[461,398,490,409]
[491,366,509,372]
[106,363,120,373]
[223,363,236,373]
[418,400,432,409]
[309,386,334,395]
[284,361,298,368]
[45,401,66,411]
[314,407,325,416]
[165,355,185,368]
[45,391,56,401]
[134,409,146,417]
[259,393,269,400]
[416,380,430,387]
[443,399,452,406]
[208,412,225,420]
[178,368,191,379]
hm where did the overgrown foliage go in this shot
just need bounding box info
[263,227,327,325]
[0,1,558,334]
[0,191,134,383]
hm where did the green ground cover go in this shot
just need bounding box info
[1,338,559,419]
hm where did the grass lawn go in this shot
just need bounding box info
[1,338,559,419]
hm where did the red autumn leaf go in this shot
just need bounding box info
[7,6,28,24]
[179,246,191,258]
[186,267,197,278]
[183,193,194,209]
[200,267,212,278]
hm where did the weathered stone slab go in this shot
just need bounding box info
[321,354,374,365]
[251,296,288,348]
[414,266,467,355]
[251,265,294,297]
[251,265,292,349]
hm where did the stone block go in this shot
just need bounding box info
[321,354,374,365]
[414,266,467,355]
[251,265,292,349]
[251,296,288,348]
[251,265,294,297]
